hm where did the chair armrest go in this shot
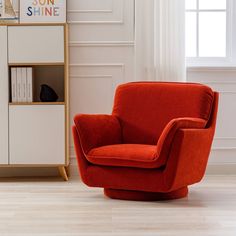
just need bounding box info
[74,114,122,154]
[163,127,214,191]
[156,117,207,166]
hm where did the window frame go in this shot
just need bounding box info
[186,0,233,67]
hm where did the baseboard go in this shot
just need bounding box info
[206,163,236,175]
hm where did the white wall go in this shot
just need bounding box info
[187,68,236,173]
[68,0,135,113]
[67,0,135,165]
[8,0,234,176]
[67,0,236,173]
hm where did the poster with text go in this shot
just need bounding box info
[20,0,66,23]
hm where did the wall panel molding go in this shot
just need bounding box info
[188,65,236,166]
[196,81,236,84]
[68,21,124,25]
[70,75,113,79]
[187,67,236,72]
[68,0,125,24]
[215,137,236,140]
[212,147,236,150]
[69,41,135,47]
[68,0,134,42]
[70,64,126,120]
[70,63,125,68]
[68,10,113,14]
[68,0,114,13]
[213,137,236,150]
[70,63,126,84]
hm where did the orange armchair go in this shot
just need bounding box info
[73,82,218,201]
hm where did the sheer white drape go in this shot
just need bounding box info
[135,0,186,82]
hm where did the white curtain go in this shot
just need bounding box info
[135,0,186,82]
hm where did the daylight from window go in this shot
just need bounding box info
[185,0,227,58]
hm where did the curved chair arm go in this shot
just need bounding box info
[155,117,207,168]
[157,117,207,157]
[74,114,122,154]
[72,125,90,183]
[161,93,219,192]
[163,127,214,191]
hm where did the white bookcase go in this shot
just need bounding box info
[0,23,69,180]
[0,26,8,165]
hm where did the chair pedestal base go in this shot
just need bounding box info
[104,187,188,201]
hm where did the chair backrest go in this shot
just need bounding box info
[112,82,215,144]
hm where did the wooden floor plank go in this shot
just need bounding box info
[0,175,235,235]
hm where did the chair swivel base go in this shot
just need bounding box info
[104,187,188,201]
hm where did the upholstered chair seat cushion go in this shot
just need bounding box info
[87,144,160,169]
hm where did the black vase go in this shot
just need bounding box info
[40,84,59,102]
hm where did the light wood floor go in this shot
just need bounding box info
[0,175,236,236]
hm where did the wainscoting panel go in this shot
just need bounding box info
[70,64,125,115]
[188,68,236,168]
[67,0,135,170]
[68,0,123,22]
[68,0,134,42]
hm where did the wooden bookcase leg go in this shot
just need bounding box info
[65,165,70,177]
[58,166,69,181]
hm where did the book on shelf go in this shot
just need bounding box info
[26,67,33,102]
[11,67,16,102]
[11,67,33,103]
[16,67,22,102]
[21,68,27,102]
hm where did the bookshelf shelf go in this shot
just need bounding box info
[9,64,65,103]
[9,62,65,66]
[9,102,66,106]
[0,24,69,181]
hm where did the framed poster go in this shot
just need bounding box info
[0,0,18,23]
[20,0,66,23]
[0,0,4,18]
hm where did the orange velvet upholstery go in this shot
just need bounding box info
[74,114,122,154]
[113,82,214,144]
[73,82,219,201]
[88,144,158,168]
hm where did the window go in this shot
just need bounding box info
[185,0,233,66]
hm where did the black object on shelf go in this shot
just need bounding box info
[40,84,59,102]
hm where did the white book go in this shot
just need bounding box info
[16,67,22,102]
[26,67,33,102]
[21,67,27,102]
[11,67,17,102]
